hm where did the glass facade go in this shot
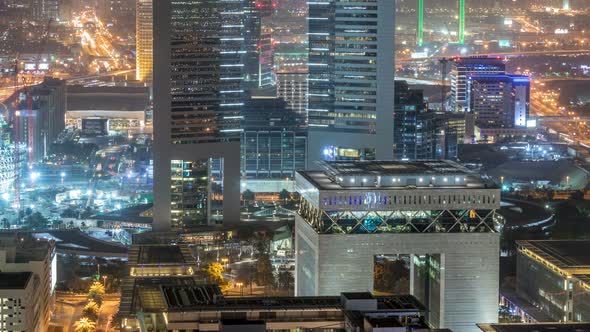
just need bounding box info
[516,251,570,321]
[136,0,153,82]
[393,81,438,161]
[413,254,442,327]
[170,160,210,229]
[308,0,381,133]
[450,58,506,112]
[467,75,530,129]
[168,0,244,145]
[241,98,306,179]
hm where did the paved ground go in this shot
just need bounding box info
[50,293,120,332]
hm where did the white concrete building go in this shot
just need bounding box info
[0,272,41,332]
[295,161,501,332]
[0,234,55,332]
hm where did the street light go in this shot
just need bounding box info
[566,176,570,188]
[102,275,107,287]
[236,282,244,296]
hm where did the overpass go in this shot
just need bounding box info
[534,116,590,123]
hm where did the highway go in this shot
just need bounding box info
[397,49,590,63]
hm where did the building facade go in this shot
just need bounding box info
[450,57,506,112]
[516,240,590,322]
[136,0,153,83]
[9,77,65,163]
[277,72,308,118]
[0,234,55,332]
[119,280,435,332]
[393,81,436,161]
[153,0,245,230]
[0,272,41,332]
[243,0,274,91]
[468,74,530,129]
[295,161,501,332]
[32,0,59,20]
[241,97,306,180]
[307,0,395,167]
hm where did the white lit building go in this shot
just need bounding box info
[295,160,501,332]
[0,234,55,332]
[0,272,41,332]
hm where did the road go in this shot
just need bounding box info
[397,49,590,63]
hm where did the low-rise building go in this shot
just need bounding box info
[0,233,55,332]
[515,240,590,322]
[0,272,41,332]
[119,282,440,332]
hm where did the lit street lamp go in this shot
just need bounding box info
[236,282,244,296]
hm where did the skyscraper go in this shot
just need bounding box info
[153,0,245,231]
[467,74,531,128]
[243,0,274,91]
[393,81,436,161]
[450,57,506,112]
[307,0,395,167]
[136,0,153,83]
[32,0,59,21]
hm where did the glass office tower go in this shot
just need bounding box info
[153,0,245,230]
[306,0,395,168]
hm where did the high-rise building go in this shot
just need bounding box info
[241,96,306,180]
[0,234,56,332]
[136,0,153,83]
[153,0,245,231]
[277,72,308,117]
[243,0,274,91]
[393,81,436,161]
[295,160,501,332]
[8,77,65,162]
[307,0,395,167]
[468,74,530,129]
[450,57,506,112]
[32,0,58,21]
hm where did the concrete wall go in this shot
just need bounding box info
[295,216,499,332]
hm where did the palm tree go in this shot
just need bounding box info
[74,317,96,332]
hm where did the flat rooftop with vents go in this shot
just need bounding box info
[298,160,490,190]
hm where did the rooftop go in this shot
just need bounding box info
[517,240,590,270]
[0,272,33,290]
[298,160,489,190]
[128,244,193,266]
[478,323,590,332]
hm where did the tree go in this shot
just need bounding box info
[278,189,291,204]
[499,305,522,323]
[1,218,9,229]
[277,270,294,290]
[88,281,105,306]
[74,317,96,332]
[82,300,99,321]
[204,262,225,284]
[255,254,275,288]
[252,231,273,258]
[25,212,50,229]
[242,189,255,203]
